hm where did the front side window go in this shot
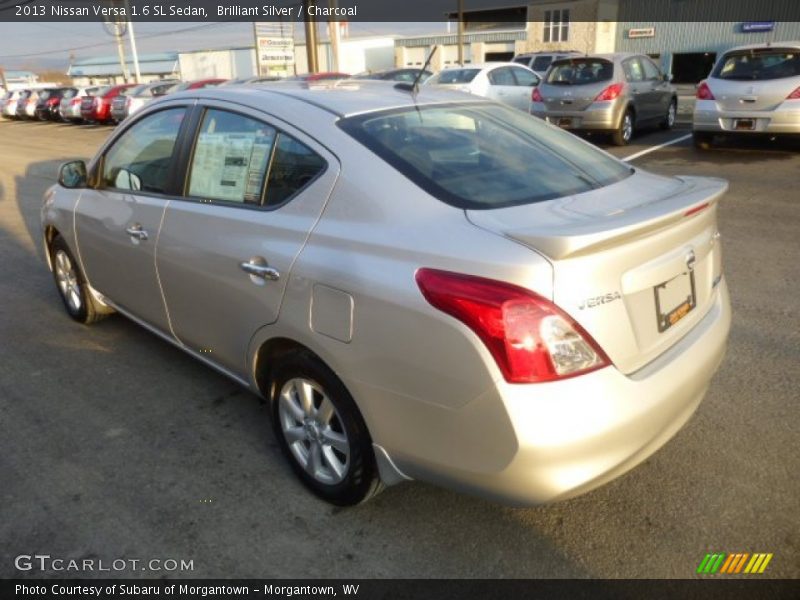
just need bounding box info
[339,103,632,210]
[713,49,800,80]
[532,56,553,72]
[102,108,185,193]
[543,9,570,43]
[187,109,277,205]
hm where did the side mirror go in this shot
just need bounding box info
[58,161,87,189]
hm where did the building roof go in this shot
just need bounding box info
[68,53,179,78]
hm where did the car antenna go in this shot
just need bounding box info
[395,45,438,98]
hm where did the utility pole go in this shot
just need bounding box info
[303,0,319,73]
[123,0,141,82]
[0,68,9,94]
[328,0,341,72]
[457,0,464,66]
[114,24,131,83]
[253,23,262,77]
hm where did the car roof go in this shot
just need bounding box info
[552,52,641,62]
[181,80,490,118]
[722,41,800,53]
[516,51,581,57]
[444,62,531,71]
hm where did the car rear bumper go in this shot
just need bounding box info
[532,100,624,131]
[693,99,800,134]
[389,279,731,505]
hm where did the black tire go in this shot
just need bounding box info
[660,99,677,130]
[271,351,383,506]
[611,109,635,146]
[693,131,714,150]
[49,236,106,325]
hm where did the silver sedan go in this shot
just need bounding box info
[41,82,730,506]
[693,42,800,149]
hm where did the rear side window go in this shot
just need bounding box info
[546,59,614,85]
[102,108,185,193]
[339,103,632,210]
[713,49,800,80]
[188,109,277,205]
[623,58,645,82]
[430,69,481,84]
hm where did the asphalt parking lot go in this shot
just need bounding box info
[0,117,798,579]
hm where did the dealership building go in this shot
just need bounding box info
[395,0,800,82]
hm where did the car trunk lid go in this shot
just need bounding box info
[466,171,727,374]
[709,75,800,111]
[539,81,609,112]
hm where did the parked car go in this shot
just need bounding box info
[424,63,540,111]
[80,84,137,124]
[2,89,23,119]
[34,88,71,121]
[350,68,434,83]
[110,80,178,123]
[221,76,282,86]
[693,42,800,149]
[42,83,730,507]
[165,78,227,93]
[288,72,350,82]
[16,89,39,119]
[513,50,582,79]
[59,87,99,123]
[531,53,677,145]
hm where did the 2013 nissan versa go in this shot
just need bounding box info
[41,82,731,506]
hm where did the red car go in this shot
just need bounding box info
[167,78,227,92]
[289,72,350,82]
[80,84,137,124]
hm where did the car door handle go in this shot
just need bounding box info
[240,261,280,281]
[125,225,148,241]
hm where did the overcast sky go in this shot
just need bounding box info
[0,22,447,70]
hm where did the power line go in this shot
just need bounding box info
[0,20,245,59]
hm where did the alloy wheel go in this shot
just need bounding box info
[278,377,350,485]
[54,249,82,313]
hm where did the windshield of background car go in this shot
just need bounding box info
[339,103,632,210]
[713,49,800,80]
[428,69,481,84]
[123,85,147,96]
[546,59,614,85]
[532,56,554,72]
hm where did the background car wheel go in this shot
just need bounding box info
[271,351,383,506]
[612,109,634,146]
[661,99,677,130]
[50,236,106,324]
[693,131,714,150]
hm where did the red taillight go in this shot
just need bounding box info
[786,86,800,100]
[684,202,711,217]
[415,269,610,384]
[594,82,624,101]
[696,81,715,100]
[531,87,543,103]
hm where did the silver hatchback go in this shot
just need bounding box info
[693,42,800,149]
[532,53,677,145]
[42,83,730,506]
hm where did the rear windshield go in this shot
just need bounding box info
[338,103,632,210]
[62,88,78,99]
[713,49,800,80]
[429,69,481,84]
[38,90,52,100]
[123,85,147,96]
[532,56,554,72]
[546,59,614,85]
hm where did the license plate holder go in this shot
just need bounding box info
[654,270,696,333]
[558,117,573,128]
[734,118,755,131]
